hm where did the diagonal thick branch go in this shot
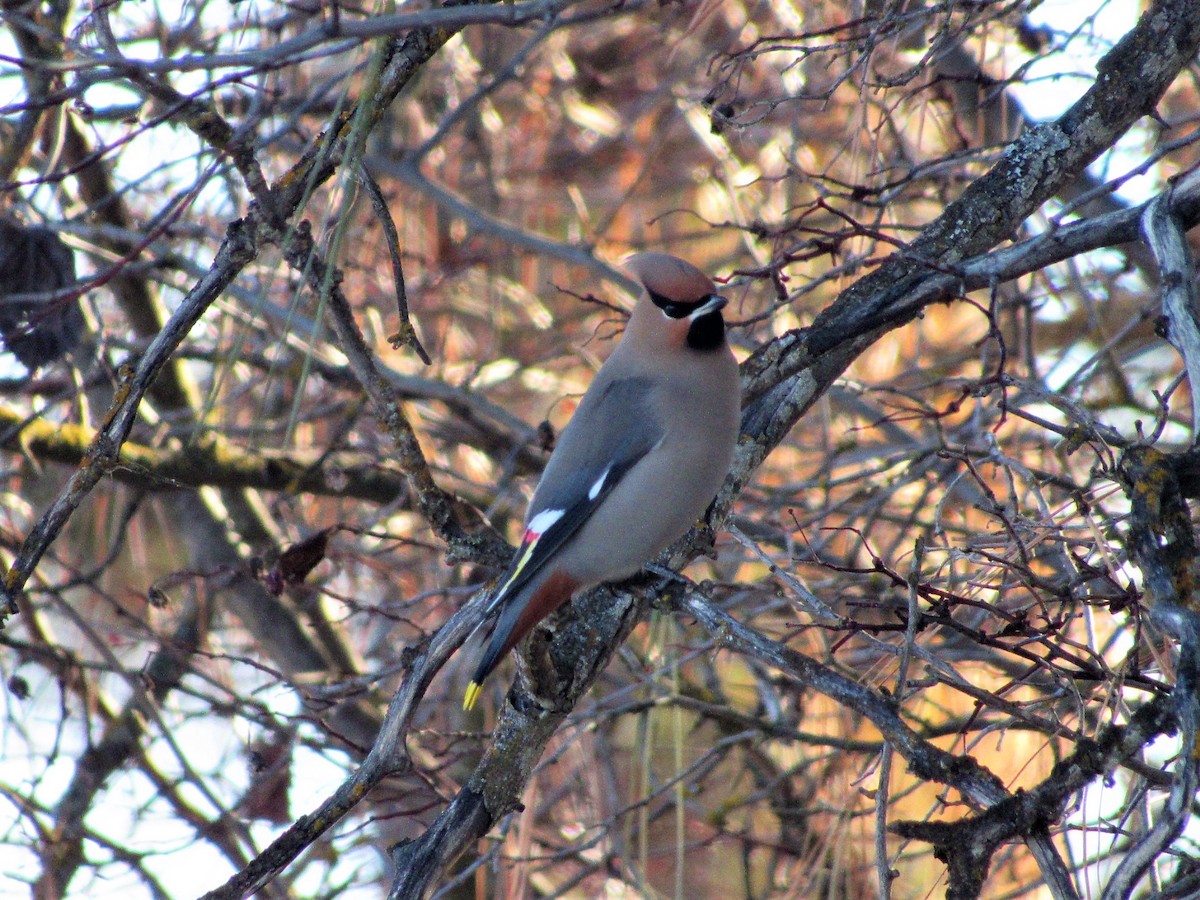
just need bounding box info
[739,0,1200,408]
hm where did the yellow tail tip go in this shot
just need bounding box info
[463,681,483,711]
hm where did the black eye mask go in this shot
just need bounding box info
[648,288,714,319]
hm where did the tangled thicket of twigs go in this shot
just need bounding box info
[3,1,1200,898]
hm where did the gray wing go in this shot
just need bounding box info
[484,376,663,612]
[531,375,663,516]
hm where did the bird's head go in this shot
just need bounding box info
[623,252,729,353]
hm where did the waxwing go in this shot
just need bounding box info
[463,252,741,710]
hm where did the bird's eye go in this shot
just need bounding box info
[648,289,693,319]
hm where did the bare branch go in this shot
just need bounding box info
[1142,167,1200,439]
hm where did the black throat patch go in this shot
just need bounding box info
[687,312,725,351]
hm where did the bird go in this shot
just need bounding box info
[463,252,741,711]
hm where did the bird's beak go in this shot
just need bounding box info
[689,294,728,319]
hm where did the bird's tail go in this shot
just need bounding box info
[462,569,579,710]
